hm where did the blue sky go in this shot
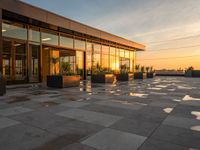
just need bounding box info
[21,0,200,69]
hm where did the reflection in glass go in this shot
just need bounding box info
[42,31,58,46]
[15,42,27,80]
[130,51,134,72]
[29,27,40,42]
[76,51,84,76]
[86,42,92,75]
[102,45,109,69]
[2,22,27,40]
[93,44,101,67]
[3,39,12,80]
[74,39,85,50]
[29,43,40,82]
[60,36,73,48]
[110,47,116,71]
[116,48,120,71]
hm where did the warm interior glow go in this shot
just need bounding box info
[2,29,6,32]
[42,38,51,41]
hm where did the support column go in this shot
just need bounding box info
[0,9,3,74]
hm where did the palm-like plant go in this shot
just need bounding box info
[135,65,140,72]
[150,66,153,72]
[62,62,71,75]
[141,66,145,73]
[51,57,59,75]
[146,67,150,73]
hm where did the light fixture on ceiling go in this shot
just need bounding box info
[2,29,7,32]
[14,44,21,47]
[42,38,51,41]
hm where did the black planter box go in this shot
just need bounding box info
[47,75,80,88]
[116,73,134,81]
[185,70,200,77]
[147,72,156,78]
[134,72,147,79]
[0,77,6,96]
[91,74,115,83]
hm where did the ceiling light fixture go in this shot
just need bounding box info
[42,38,51,41]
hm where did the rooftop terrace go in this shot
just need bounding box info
[0,77,200,150]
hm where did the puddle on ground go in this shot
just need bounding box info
[40,101,59,107]
[168,89,176,92]
[77,97,91,102]
[182,95,200,101]
[163,107,173,113]
[7,96,30,104]
[191,111,200,120]
[177,86,195,90]
[156,85,168,88]
[190,126,200,132]
[129,92,148,98]
[147,87,162,90]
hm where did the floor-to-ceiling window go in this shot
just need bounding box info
[2,39,12,81]
[101,45,109,69]
[110,47,116,71]
[2,21,28,84]
[29,26,40,82]
[86,42,92,75]
[93,44,101,69]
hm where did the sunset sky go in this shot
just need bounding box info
[22,0,200,70]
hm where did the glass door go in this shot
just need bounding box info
[29,43,40,82]
[2,39,12,82]
[14,42,27,82]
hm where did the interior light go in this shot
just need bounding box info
[2,29,6,32]
[42,38,51,41]
[14,44,21,47]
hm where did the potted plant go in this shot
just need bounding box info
[91,63,115,83]
[116,64,133,81]
[0,72,6,96]
[47,58,80,88]
[134,65,147,79]
[146,66,156,78]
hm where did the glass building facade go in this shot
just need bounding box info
[1,20,136,84]
[0,1,144,85]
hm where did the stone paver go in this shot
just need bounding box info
[0,77,199,150]
[82,128,146,150]
[0,106,33,116]
[56,108,123,127]
[163,116,200,131]
[0,117,20,129]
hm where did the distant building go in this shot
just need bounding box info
[0,0,145,84]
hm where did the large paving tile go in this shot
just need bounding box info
[60,101,90,108]
[62,143,98,150]
[110,118,159,136]
[56,108,122,127]
[82,128,146,150]
[149,101,177,108]
[0,117,20,129]
[151,125,200,149]
[82,104,137,117]
[163,116,200,131]
[171,104,200,119]
[95,100,145,110]
[11,110,74,131]
[139,138,190,150]
[47,119,103,137]
[0,124,56,150]
[0,106,33,116]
